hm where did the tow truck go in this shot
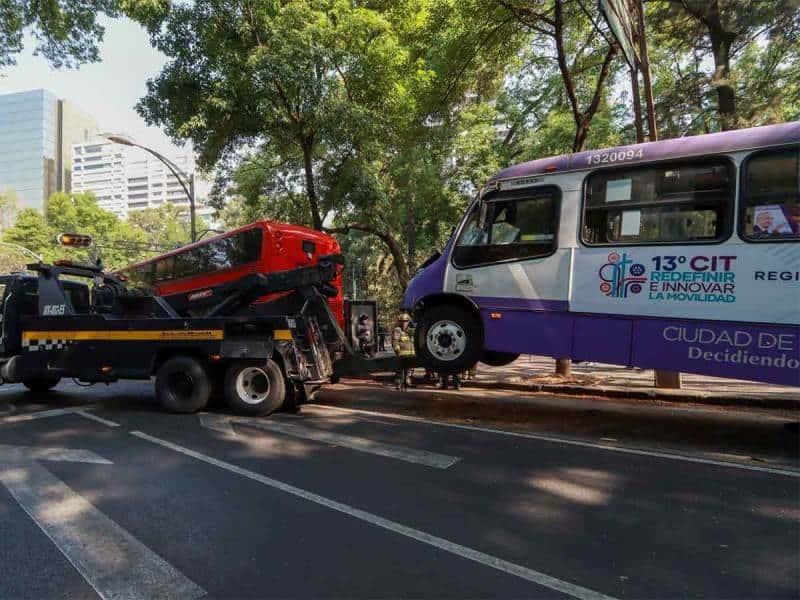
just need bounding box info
[0,254,346,416]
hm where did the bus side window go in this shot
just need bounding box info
[740,147,799,241]
[154,256,175,282]
[582,158,734,245]
[452,189,559,268]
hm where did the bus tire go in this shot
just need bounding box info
[416,305,482,374]
[480,351,520,367]
[23,378,61,393]
[224,359,286,416]
[156,356,211,414]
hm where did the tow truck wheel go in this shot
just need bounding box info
[23,378,61,393]
[156,356,212,413]
[224,359,286,416]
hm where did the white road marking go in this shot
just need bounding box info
[0,445,205,600]
[131,430,615,600]
[75,410,120,428]
[0,406,91,426]
[199,414,460,469]
[307,404,800,479]
[0,444,112,464]
[198,413,237,436]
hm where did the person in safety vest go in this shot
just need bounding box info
[391,312,415,391]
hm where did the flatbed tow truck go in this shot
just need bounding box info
[0,255,349,416]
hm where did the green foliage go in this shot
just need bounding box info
[648,0,800,133]
[126,204,191,250]
[0,1,123,69]
[1,192,162,271]
[129,0,799,310]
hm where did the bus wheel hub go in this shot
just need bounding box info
[427,320,466,361]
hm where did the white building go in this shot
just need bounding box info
[71,139,214,222]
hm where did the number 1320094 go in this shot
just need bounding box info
[586,148,644,165]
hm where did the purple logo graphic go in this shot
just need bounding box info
[599,252,647,298]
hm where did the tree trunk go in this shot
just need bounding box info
[301,139,323,230]
[710,33,736,130]
[701,1,737,130]
[325,223,411,290]
[406,197,416,271]
[572,118,590,153]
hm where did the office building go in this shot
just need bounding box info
[72,139,214,222]
[0,89,98,213]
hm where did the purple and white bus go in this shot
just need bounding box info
[403,122,800,387]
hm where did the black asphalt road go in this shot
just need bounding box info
[0,380,798,599]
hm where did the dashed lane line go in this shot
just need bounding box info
[74,410,120,428]
[227,415,460,469]
[306,404,800,478]
[131,430,617,600]
[0,406,94,426]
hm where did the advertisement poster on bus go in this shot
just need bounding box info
[571,245,800,325]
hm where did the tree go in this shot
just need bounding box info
[127,204,191,251]
[135,0,429,231]
[3,192,149,270]
[649,0,800,130]
[0,1,123,69]
[488,1,621,152]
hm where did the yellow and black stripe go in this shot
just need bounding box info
[22,330,226,343]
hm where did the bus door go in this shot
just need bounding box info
[446,185,572,356]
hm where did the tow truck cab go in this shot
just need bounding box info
[0,274,91,356]
[0,260,340,416]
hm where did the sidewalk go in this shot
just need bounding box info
[467,356,799,410]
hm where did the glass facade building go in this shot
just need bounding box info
[0,89,97,214]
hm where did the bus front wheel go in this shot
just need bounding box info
[415,305,483,374]
[224,359,286,416]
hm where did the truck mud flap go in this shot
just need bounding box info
[332,354,411,378]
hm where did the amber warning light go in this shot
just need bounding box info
[57,233,93,248]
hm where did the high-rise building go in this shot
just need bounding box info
[0,89,98,213]
[71,139,214,222]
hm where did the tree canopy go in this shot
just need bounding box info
[126,0,799,306]
[1,193,189,271]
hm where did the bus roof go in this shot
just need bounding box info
[124,220,335,270]
[488,121,800,185]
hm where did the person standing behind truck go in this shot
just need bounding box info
[356,313,375,357]
[392,313,415,391]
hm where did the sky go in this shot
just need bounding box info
[0,16,184,157]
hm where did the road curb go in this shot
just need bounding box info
[465,379,799,411]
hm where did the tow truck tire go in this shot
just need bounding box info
[23,378,61,393]
[224,359,286,416]
[156,356,211,413]
[415,305,483,374]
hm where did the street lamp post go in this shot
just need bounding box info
[102,133,197,242]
